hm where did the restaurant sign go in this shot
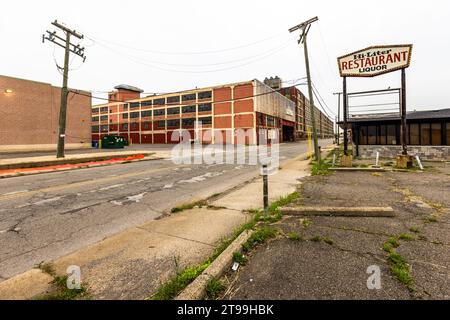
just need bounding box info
[338,45,412,77]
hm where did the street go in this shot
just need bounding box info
[0,140,331,282]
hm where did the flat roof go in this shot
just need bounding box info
[339,108,450,124]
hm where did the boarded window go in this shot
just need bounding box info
[367,126,377,145]
[387,125,396,145]
[421,123,430,145]
[431,123,442,146]
[447,122,450,146]
[409,123,420,145]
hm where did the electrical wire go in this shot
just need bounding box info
[94,40,292,74]
[85,32,286,56]
[92,38,292,68]
[311,82,336,118]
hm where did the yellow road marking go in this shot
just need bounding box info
[0,164,189,202]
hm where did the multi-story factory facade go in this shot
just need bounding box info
[91,80,296,145]
[91,78,334,145]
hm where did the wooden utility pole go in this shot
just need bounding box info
[289,17,320,162]
[43,20,86,158]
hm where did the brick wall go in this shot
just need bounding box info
[0,75,91,149]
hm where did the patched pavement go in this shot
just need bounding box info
[223,163,450,300]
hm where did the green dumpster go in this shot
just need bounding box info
[101,135,127,149]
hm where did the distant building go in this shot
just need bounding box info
[342,108,450,160]
[0,75,92,153]
[278,86,334,140]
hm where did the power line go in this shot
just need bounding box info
[311,82,336,118]
[85,32,286,56]
[94,40,292,74]
[92,38,292,68]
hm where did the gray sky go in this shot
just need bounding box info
[1,0,449,117]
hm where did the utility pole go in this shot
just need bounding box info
[289,17,320,162]
[333,92,342,145]
[43,20,86,158]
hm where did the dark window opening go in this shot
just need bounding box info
[141,100,152,107]
[167,96,180,104]
[167,107,180,115]
[141,110,152,118]
[198,117,212,125]
[92,117,99,122]
[100,107,109,113]
[154,98,166,106]
[154,120,166,129]
[182,118,195,128]
[101,125,108,132]
[182,93,196,102]
[92,126,99,133]
[367,125,377,145]
[198,91,212,100]
[143,122,151,130]
[182,105,196,113]
[409,123,420,145]
[167,119,180,128]
[130,112,140,119]
[198,103,212,112]
[122,113,129,119]
[100,115,108,121]
[130,102,140,109]
[154,109,165,116]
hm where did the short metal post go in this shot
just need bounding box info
[263,164,269,215]
[415,155,424,170]
[376,152,380,167]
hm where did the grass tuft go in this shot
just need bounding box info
[387,253,415,292]
[311,160,332,176]
[232,252,247,265]
[287,232,303,241]
[399,233,416,241]
[242,227,277,252]
[205,278,225,300]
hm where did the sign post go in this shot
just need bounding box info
[337,44,413,166]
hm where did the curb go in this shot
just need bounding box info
[176,229,253,300]
[0,152,155,170]
[281,206,395,218]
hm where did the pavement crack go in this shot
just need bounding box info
[135,227,214,247]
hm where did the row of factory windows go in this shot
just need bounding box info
[357,122,450,146]
[91,117,213,133]
[92,104,212,122]
[92,91,212,114]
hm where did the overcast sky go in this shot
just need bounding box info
[1,0,449,117]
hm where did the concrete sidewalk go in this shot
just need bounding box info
[0,147,328,300]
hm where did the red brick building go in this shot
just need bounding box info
[0,75,92,152]
[91,80,297,145]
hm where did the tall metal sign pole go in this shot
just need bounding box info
[401,68,407,155]
[289,17,320,162]
[43,20,86,158]
[342,77,348,155]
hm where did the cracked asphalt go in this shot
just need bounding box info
[0,141,331,282]
[223,162,450,300]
